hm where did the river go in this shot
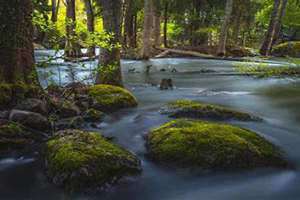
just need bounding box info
[1,50,300,200]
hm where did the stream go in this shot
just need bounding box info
[1,50,300,200]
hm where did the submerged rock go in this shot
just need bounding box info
[9,109,51,131]
[45,129,141,191]
[147,119,289,170]
[160,99,260,121]
[89,84,138,112]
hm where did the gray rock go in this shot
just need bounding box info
[15,98,48,115]
[55,116,84,131]
[9,109,51,131]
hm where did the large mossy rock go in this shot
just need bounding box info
[0,122,39,153]
[161,100,260,121]
[45,129,141,191]
[88,84,138,112]
[147,119,288,170]
[272,41,300,58]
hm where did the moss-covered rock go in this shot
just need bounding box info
[147,119,288,170]
[45,129,141,191]
[83,109,105,122]
[272,41,300,58]
[160,99,260,121]
[0,122,35,153]
[89,84,138,112]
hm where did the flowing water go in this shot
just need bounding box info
[1,51,300,200]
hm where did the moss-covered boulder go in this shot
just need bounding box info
[83,109,105,122]
[160,99,260,121]
[272,41,300,57]
[0,122,38,153]
[45,129,141,191]
[147,119,288,170]
[89,84,138,112]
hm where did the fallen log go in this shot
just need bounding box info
[154,47,215,59]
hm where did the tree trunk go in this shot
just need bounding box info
[141,0,154,59]
[51,0,60,23]
[95,0,123,86]
[65,0,82,58]
[259,0,281,56]
[163,2,168,48]
[83,0,96,57]
[272,0,288,45]
[152,0,161,47]
[0,0,39,85]
[216,0,233,56]
[124,0,136,49]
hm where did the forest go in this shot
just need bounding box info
[0,0,300,200]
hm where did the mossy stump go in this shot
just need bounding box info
[45,129,141,192]
[88,84,138,112]
[161,99,260,121]
[147,119,288,170]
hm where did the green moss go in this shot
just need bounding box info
[272,41,300,58]
[0,122,33,152]
[45,129,141,191]
[162,99,259,121]
[147,119,288,170]
[88,84,138,112]
[84,109,105,122]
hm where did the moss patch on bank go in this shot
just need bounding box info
[272,41,300,58]
[89,84,138,112]
[161,99,259,121]
[45,129,141,191]
[147,119,288,170]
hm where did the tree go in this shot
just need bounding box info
[83,0,96,56]
[217,0,233,56]
[51,0,60,23]
[95,0,123,86]
[141,0,154,59]
[163,1,169,48]
[152,0,161,47]
[65,0,82,58]
[0,0,40,86]
[260,0,282,56]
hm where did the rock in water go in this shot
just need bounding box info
[89,84,138,112]
[160,99,260,121]
[45,129,141,192]
[147,119,289,170]
[160,79,173,90]
[9,110,51,131]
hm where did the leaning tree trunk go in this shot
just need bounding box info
[65,0,82,58]
[260,0,281,56]
[95,0,123,86]
[0,0,41,106]
[141,0,154,59]
[272,0,288,45]
[216,0,234,56]
[83,0,96,57]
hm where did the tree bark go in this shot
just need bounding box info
[141,0,154,59]
[217,0,233,56]
[273,0,288,45]
[0,0,39,85]
[124,0,136,49]
[152,0,161,47]
[163,2,168,48]
[51,0,60,23]
[95,0,123,86]
[83,0,96,56]
[65,0,82,58]
[260,0,281,56]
